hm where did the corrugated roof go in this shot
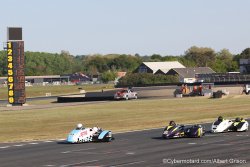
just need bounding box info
[143,61,185,74]
[170,67,215,78]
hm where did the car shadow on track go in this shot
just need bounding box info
[57,141,70,144]
[151,137,165,140]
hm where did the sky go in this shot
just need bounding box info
[1,0,250,56]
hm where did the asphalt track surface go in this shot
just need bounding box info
[0,122,249,167]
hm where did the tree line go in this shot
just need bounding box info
[0,46,250,78]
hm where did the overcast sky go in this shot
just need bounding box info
[1,0,250,56]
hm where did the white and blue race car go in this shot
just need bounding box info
[67,124,114,143]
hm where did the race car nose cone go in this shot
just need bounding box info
[67,135,76,143]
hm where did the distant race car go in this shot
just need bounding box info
[162,124,205,139]
[67,124,114,143]
[114,88,138,100]
[211,117,248,133]
[211,119,233,133]
[228,120,249,132]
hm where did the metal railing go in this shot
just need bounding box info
[196,73,250,83]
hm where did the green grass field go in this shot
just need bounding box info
[0,95,249,143]
[0,84,114,100]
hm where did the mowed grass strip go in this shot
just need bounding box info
[0,95,250,143]
[0,84,114,99]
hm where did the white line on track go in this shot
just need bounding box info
[188,143,197,145]
[57,139,65,141]
[126,152,135,155]
[61,147,96,154]
[236,134,249,137]
[43,141,54,143]
[213,143,232,146]
[110,161,145,167]
[0,146,10,149]
[13,144,25,147]
[59,160,99,167]
[29,142,38,145]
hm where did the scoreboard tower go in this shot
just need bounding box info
[7,27,26,105]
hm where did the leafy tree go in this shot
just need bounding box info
[117,73,178,87]
[184,46,216,67]
[178,56,196,67]
[213,49,238,72]
[0,51,7,76]
[84,55,109,73]
[0,46,245,77]
[233,48,250,63]
[161,56,178,62]
[151,54,162,61]
[101,71,117,83]
[240,48,250,58]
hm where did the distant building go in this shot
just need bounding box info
[66,72,91,83]
[154,69,170,75]
[134,61,185,74]
[0,75,70,86]
[240,59,250,74]
[115,72,127,85]
[166,67,215,83]
[117,72,127,78]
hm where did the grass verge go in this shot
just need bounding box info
[0,95,250,143]
[0,84,114,100]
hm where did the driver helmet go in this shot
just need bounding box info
[218,116,223,122]
[77,123,83,129]
[169,120,176,126]
[93,127,98,132]
[235,117,240,122]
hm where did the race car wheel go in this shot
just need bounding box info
[134,95,138,99]
[78,138,82,143]
[103,137,112,142]
[89,136,93,142]
[125,96,129,100]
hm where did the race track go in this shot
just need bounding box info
[0,123,249,167]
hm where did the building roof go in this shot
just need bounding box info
[169,67,215,78]
[143,61,185,74]
[155,69,170,74]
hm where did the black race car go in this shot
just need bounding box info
[162,124,205,139]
